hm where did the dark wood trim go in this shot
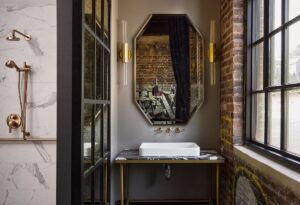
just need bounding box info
[57,0,82,204]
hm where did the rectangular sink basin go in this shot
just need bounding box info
[139,142,200,157]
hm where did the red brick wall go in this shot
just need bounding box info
[220,0,236,203]
[220,0,300,204]
[136,35,175,91]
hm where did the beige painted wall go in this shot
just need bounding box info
[114,0,221,201]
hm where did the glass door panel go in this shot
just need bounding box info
[82,0,111,204]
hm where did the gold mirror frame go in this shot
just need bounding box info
[133,14,205,125]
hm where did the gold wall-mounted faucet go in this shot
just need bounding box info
[165,127,172,133]
[154,127,163,134]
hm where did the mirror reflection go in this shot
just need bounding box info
[134,14,205,125]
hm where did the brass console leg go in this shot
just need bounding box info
[216,164,220,205]
[120,164,124,205]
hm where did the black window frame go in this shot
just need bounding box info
[57,0,111,203]
[82,0,111,204]
[246,0,300,168]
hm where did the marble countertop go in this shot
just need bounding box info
[115,149,225,164]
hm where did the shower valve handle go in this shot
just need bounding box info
[6,114,22,133]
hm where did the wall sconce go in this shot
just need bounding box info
[208,19,217,86]
[119,42,132,63]
[118,19,132,86]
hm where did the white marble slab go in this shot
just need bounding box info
[0,0,57,204]
[0,83,56,138]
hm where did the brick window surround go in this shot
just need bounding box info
[220,0,300,204]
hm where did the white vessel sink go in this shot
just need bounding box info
[139,142,200,157]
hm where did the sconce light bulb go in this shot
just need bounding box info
[122,43,129,63]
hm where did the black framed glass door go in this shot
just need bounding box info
[82,0,111,204]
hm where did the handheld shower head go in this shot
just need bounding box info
[5,60,20,70]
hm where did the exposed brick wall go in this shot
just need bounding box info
[136,35,175,91]
[220,0,300,204]
[235,158,300,205]
[220,0,236,203]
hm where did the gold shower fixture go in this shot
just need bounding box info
[5,60,31,139]
[6,114,21,133]
[1,59,56,141]
[5,60,31,72]
[6,29,31,41]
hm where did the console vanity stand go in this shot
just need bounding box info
[115,149,225,205]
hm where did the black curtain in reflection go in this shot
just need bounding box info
[168,16,190,122]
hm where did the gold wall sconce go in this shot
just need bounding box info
[6,29,31,41]
[118,19,132,86]
[208,20,218,86]
[119,42,132,63]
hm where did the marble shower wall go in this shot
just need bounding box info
[0,0,57,204]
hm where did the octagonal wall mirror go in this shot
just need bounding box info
[134,14,205,125]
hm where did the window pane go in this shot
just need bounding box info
[286,21,300,84]
[104,0,110,45]
[253,42,264,90]
[85,0,94,31]
[287,0,300,21]
[95,105,102,162]
[84,30,95,99]
[96,42,103,100]
[83,174,93,204]
[286,89,300,155]
[269,0,282,31]
[253,0,264,41]
[268,92,281,148]
[269,32,281,86]
[103,105,109,154]
[104,51,110,100]
[94,165,103,203]
[253,93,265,143]
[96,0,102,38]
[84,104,94,171]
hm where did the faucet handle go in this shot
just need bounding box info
[165,127,172,133]
[175,127,183,133]
[154,127,163,134]
[7,114,21,133]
